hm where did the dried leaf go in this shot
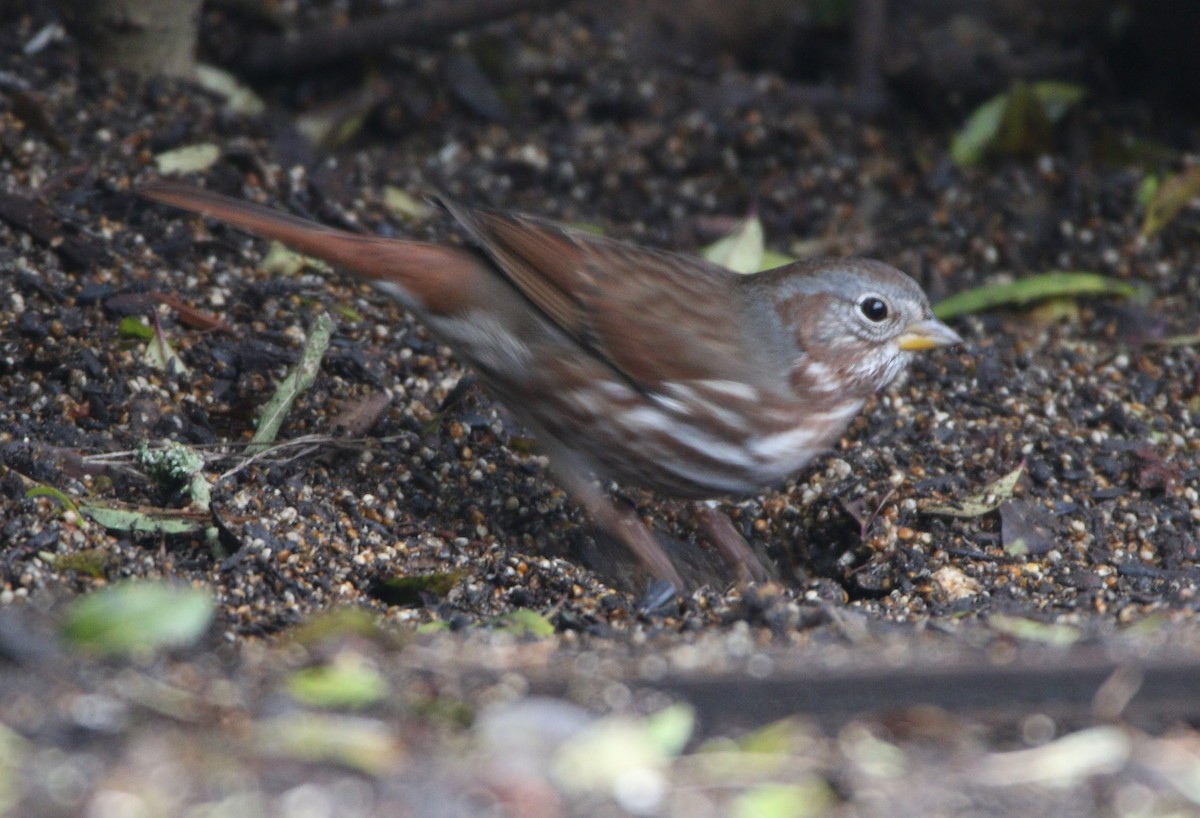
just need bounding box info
[142,325,190,375]
[331,392,392,437]
[154,143,221,176]
[191,63,266,117]
[150,291,234,333]
[261,241,329,276]
[999,500,1055,556]
[296,78,390,149]
[382,186,434,221]
[1141,165,1200,237]
[919,463,1024,518]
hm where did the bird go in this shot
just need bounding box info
[139,181,961,591]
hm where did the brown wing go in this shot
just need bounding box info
[440,197,771,389]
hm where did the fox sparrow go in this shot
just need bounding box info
[140,182,961,590]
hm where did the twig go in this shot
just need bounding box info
[236,0,574,76]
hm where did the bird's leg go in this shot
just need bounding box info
[538,446,684,591]
[695,504,772,584]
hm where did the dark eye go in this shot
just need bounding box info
[859,297,889,322]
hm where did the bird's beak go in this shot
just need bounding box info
[897,317,963,351]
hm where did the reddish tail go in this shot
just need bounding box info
[138,182,490,315]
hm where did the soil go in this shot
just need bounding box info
[1,4,1199,817]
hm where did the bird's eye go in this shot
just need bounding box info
[859,296,889,322]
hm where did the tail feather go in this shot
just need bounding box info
[138,181,490,315]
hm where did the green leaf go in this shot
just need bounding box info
[644,704,694,757]
[732,781,834,818]
[1136,175,1159,208]
[493,609,555,638]
[52,548,110,579]
[995,81,1053,157]
[951,81,1085,167]
[950,93,1008,167]
[118,317,155,339]
[416,620,451,634]
[330,303,364,322]
[255,714,401,776]
[289,606,385,647]
[734,717,810,754]
[368,571,462,607]
[553,715,668,794]
[1032,81,1087,122]
[760,249,797,270]
[79,504,205,535]
[988,615,1081,646]
[26,485,85,527]
[919,463,1024,519]
[0,723,30,817]
[286,656,389,708]
[61,582,215,656]
[703,217,766,274]
[248,312,334,455]
[932,272,1139,320]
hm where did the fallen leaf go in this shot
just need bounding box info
[951,81,1086,167]
[368,571,462,607]
[248,312,334,454]
[154,143,221,176]
[999,500,1055,556]
[1142,165,1200,237]
[255,714,404,775]
[61,582,215,656]
[331,391,392,437]
[493,609,555,638]
[919,463,1024,518]
[382,186,434,221]
[933,272,1140,321]
[286,654,389,709]
[703,216,766,274]
[80,503,207,535]
[988,614,1081,646]
[191,63,266,117]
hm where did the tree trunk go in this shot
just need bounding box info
[53,0,202,78]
